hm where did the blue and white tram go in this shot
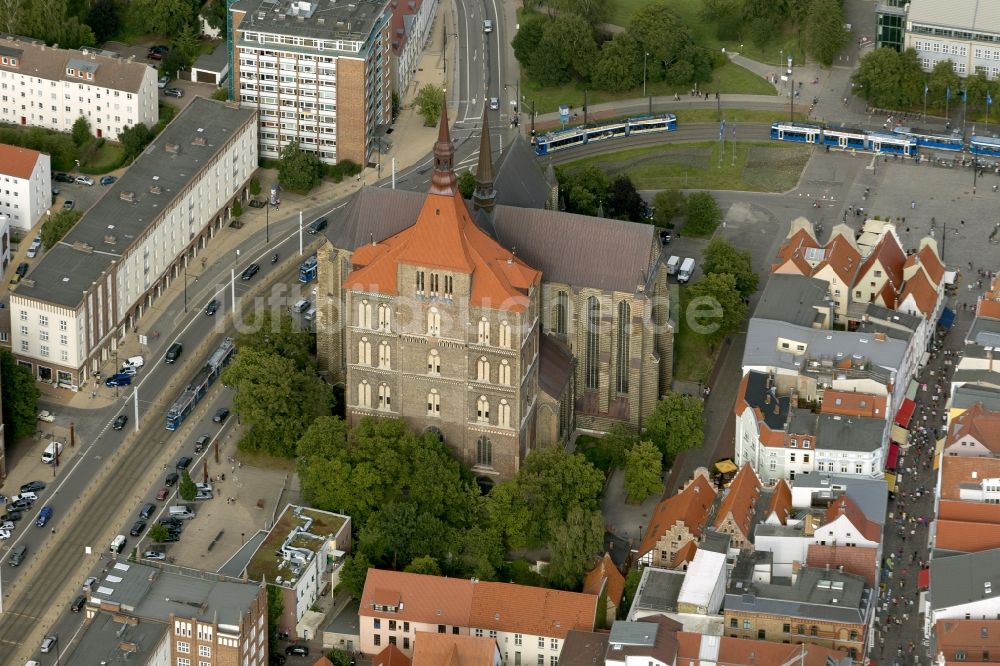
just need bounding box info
[892,126,964,151]
[970,135,1000,157]
[533,128,587,155]
[820,127,868,150]
[770,122,823,143]
[583,121,629,144]
[626,113,678,134]
[165,337,236,430]
[866,131,916,156]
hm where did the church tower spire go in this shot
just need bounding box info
[472,105,497,214]
[429,102,457,196]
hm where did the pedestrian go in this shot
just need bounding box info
[911,200,916,209]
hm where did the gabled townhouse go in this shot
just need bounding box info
[771,217,821,274]
[763,479,792,525]
[583,553,625,628]
[813,495,882,548]
[410,632,501,666]
[943,402,1000,457]
[358,570,598,664]
[0,144,50,231]
[712,463,762,551]
[637,471,716,568]
[933,456,1000,555]
[388,0,437,98]
[927,550,1000,630]
[951,279,1000,414]
[933,619,1000,666]
[374,644,411,666]
[850,230,906,309]
[805,227,863,323]
[898,239,947,321]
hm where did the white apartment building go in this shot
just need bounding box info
[0,213,12,272]
[390,0,437,97]
[0,35,158,140]
[230,0,392,165]
[9,98,256,387]
[0,144,50,231]
[904,0,1000,77]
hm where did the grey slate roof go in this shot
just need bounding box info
[538,334,574,399]
[754,274,831,327]
[742,370,791,430]
[725,566,872,624]
[231,0,388,44]
[930,549,1000,609]
[814,413,886,453]
[701,530,732,554]
[951,385,1000,412]
[559,630,610,666]
[966,314,1000,345]
[19,98,255,308]
[71,610,166,665]
[791,473,888,525]
[493,135,551,210]
[0,34,152,93]
[786,408,818,436]
[951,369,1000,388]
[743,318,908,376]
[194,42,230,73]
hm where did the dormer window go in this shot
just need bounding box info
[373,603,399,613]
[790,439,797,448]
[67,68,75,76]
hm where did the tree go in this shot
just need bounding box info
[511,13,546,70]
[623,440,663,503]
[404,555,442,576]
[626,5,697,85]
[545,0,608,27]
[248,177,262,197]
[86,0,121,44]
[683,191,723,236]
[171,24,201,66]
[559,165,608,216]
[236,310,316,373]
[928,59,960,109]
[231,198,243,219]
[592,33,643,93]
[178,470,197,501]
[201,0,227,33]
[277,141,323,193]
[130,0,198,35]
[266,584,283,654]
[119,123,153,162]
[14,0,95,49]
[148,523,169,543]
[457,169,476,198]
[606,175,645,221]
[803,0,847,67]
[326,650,353,666]
[546,506,604,589]
[336,553,370,599]
[391,91,401,119]
[540,13,598,82]
[40,210,83,249]
[644,393,705,463]
[414,84,445,126]
[0,350,40,440]
[853,47,924,109]
[686,272,747,344]
[221,350,333,457]
[653,189,686,227]
[577,424,636,472]
[71,116,91,147]
[702,238,759,298]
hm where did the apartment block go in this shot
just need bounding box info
[0,35,158,140]
[9,98,257,387]
[230,0,392,165]
[903,0,1000,77]
[389,0,437,97]
[0,144,50,231]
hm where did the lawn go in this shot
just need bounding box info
[605,0,806,67]
[79,142,126,175]
[673,109,808,124]
[522,61,776,116]
[673,286,717,383]
[559,141,811,192]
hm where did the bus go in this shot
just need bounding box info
[299,255,318,283]
[165,337,236,430]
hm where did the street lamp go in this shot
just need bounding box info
[788,56,794,122]
[643,52,650,98]
[183,261,188,313]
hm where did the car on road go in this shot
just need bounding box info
[143,550,166,560]
[284,645,310,657]
[112,414,128,430]
[75,175,95,186]
[307,217,328,234]
[15,262,28,278]
[20,481,45,493]
[483,19,492,32]
[157,75,169,89]
[100,175,117,186]
[129,520,146,536]
[35,505,53,527]
[63,199,75,210]
[205,299,220,316]
[213,407,230,423]
[489,97,499,110]
[165,472,179,486]
[176,456,193,471]
[40,635,57,653]
[156,487,170,501]
[54,172,74,183]
[240,263,260,280]
[164,87,184,98]
[194,435,210,452]
[105,373,133,387]
[659,230,672,245]
[70,595,86,612]
[139,502,156,519]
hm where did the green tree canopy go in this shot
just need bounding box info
[148,523,169,543]
[686,272,747,344]
[119,123,153,163]
[415,84,445,126]
[404,555,442,576]
[626,5,698,85]
[235,310,314,372]
[702,237,759,298]
[546,506,604,589]
[653,189,686,227]
[86,0,121,44]
[803,0,847,67]
[606,175,645,221]
[558,165,609,216]
[178,470,197,501]
[41,210,83,250]
[623,440,664,503]
[457,170,476,198]
[72,117,91,147]
[644,393,705,462]
[129,0,198,35]
[0,350,40,440]
[277,141,323,193]
[540,13,599,82]
[592,33,643,93]
[927,59,961,108]
[221,349,333,457]
[684,192,723,236]
[545,0,608,27]
[853,47,924,109]
[336,552,371,599]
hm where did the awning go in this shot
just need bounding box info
[886,442,900,471]
[906,379,919,401]
[715,459,738,474]
[891,424,910,445]
[944,269,957,285]
[895,398,916,428]
[933,438,945,470]
[938,307,956,330]
[884,471,897,493]
[918,568,930,590]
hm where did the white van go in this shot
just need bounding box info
[666,255,681,275]
[291,298,310,313]
[122,356,144,369]
[677,257,696,283]
[169,506,195,520]
[41,441,63,464]
[303,307,317,321]
[110,534,127,554]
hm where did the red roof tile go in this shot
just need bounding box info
[772,227,820,275]
[806,544,879,585]
[582,553,625,607]
[821,390,887,419]
[823,495,882,543]
[815,233,862,286]
[935,619,1000,665]
[899,268,939,318]
[373,645,411,666]
[411,632,496,666]
[676,632,852,666]
[670,540,699,569]
[469,582,596,638]
[0,144,43,179]
[767,480,793,525]
[905,243,945,286]
[639,474,716,557]
[940,456,1000,500]
[856,233,906,292]
[947,403,1000,454]
[935,520,1000,553]
[713,463,762,539]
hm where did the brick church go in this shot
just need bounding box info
[314,108,673,484]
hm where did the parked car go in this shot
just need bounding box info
[15,262,28,278]
[284,645,309,657]
[659,229,672,245]
[20,481,45,493]
[1,511,22,522]
[105,373,132,387]
[194,435,210,453]
[139,502,156,519]
[129,520,146,536]
[38,410,56,423]
[157,75,169,89]
[249,198,266,208]
[63,199,75,210]
[164,87,184,98]
[54,172,74,183]
[9,500,32,511]
[194,489,214,501]
[307,217,328,234]
[26,243,38,258]
[156,487,170,501]
[119,366,137,377]
[240,263,260,280]
[205,299,220,316]
[83,576,98,591]
[112,414,128,430]
[40,636,57,653]
[489,97,499,110]
[0,529,12,540]
[100,175,117,186]
[164,472,179,486]
[213,407,230,423]
[143,550,166,561]
[51,186,60,196]
[270,655,287,666]
[75,175,94,186]
[70,595,86,612]
[176,456,193,471]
